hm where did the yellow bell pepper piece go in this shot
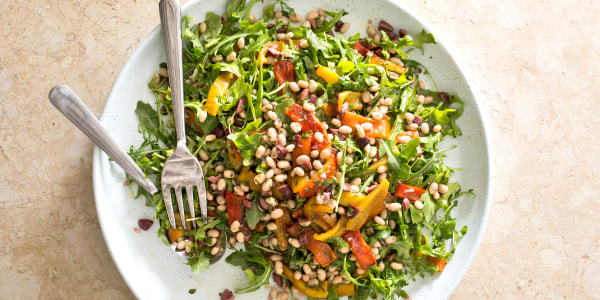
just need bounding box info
[282,264,329,298]
[368,155,388,170]
[304,196,334,214]
[291,175,309,193]
[369,55,409,74]
[204,72,233,116]
[338,91,363,111]
[339,191,364,207]
[333,283,355,297]
[226,140,243,170]
[256,40,301,65]
[237,166,261,192]
[345,179,390,231]
[313,215,347,241]
[315,65,339,83]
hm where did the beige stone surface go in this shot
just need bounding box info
[0,0,598,299]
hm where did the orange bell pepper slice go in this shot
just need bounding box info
[394,183,425,201]
[304,228,338,267]
[204,72,233,116]
[297,155,337,198]
[343,230,377,270]
[395,130,420,143]
[286,103,330,151]
[426,256,448,272]
[369,55,409,74]
[292,136,311,168]
[282,264,329,298]
[341,111,391,139]
[274,206,292,250]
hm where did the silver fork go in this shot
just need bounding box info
[159,0,207,230]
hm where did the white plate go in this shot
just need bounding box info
[93,0,492,299]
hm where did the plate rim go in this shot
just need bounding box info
[92,0,493,298]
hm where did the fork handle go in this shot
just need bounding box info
[159,0,186,146]
[49,85,159,195]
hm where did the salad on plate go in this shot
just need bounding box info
[127,0,471,299]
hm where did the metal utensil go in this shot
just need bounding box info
[48,84,158,195]
[159,0,207,230]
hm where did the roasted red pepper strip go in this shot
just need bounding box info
[286,104,330,150]
[298,155,337,198]
[305,228,338,267]
[274,60,296,95]
[343,230,377,270]
[341,111,390,139]
[353,40,370,57]
[286,221,302,238]
[394,183,425,201]
[225,191,244,226]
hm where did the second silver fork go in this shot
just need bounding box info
[159,0,207,230]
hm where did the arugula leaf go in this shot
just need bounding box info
[433,108,456,127]
[378,139,411,181]
[306,30,332,56]
[226,0,244,18]
[400,138,420,160]
[182,15,204,53]
[240,31,270,58]
[337,60,355,73]
[245,200,265,230]
[409,205,424,224]
[326,236,349,249]
[135,101,171,145]
[413,29,436,52]
[188,252,211,275]
[225,250,251,269]
[420,192,435,223]
[227,131,263,166]
[314,10,348,34]
[236,0,261,22]
[203,12,223,41]
[226,245,273,293]
[379,241,412,260]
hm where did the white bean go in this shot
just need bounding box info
[367,24,376,37]
[339,125,353,135]
[355,124,366,138]
[340,22,351,33]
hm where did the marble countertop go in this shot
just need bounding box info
[1,0,598,299]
